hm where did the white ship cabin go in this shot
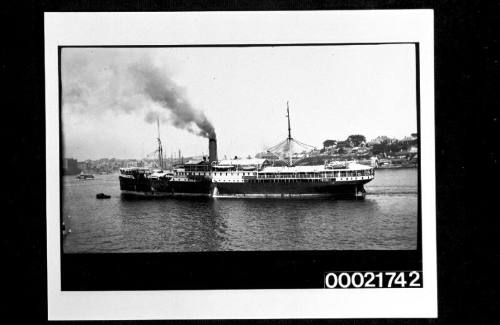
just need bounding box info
[257,163,374,183]
[211,159,374,183]
[211,158,268,183]
[172,159,212,180]
[119,167,152,178]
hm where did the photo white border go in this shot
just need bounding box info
[45,10,436,319]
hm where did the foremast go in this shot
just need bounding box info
[156,117,164,169]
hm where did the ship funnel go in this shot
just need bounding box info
[209,136,218,163]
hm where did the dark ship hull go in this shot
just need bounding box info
[119,174,211,198]
[152,178,212,196]
[212,179,369,199]
[120,176,369,199]
[119,174,159,197]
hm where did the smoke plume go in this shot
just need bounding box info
[129,62,215,138]
[62,49,215,139]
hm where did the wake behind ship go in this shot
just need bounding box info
[119,105,374,199]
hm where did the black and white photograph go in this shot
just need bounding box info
[45,10,437,319]
[61,44,418,253]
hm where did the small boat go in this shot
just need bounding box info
[76,172,95,180]
[96,193,111,199]
[61,221,71,237]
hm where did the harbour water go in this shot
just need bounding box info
[62,168,418,252]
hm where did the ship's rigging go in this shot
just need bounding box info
[145,102,315,169]
[265,102,316,166]
[144,117,166,169]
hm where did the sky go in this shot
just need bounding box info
[61,44,417,160]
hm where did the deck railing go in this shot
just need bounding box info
[245,174,374,181]
[253,172,373,179]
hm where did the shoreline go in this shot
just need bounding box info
[375,165,418,170]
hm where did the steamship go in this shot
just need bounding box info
[119,105,374,199]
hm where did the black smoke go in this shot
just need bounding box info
[129,62,216,138]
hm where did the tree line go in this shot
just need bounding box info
[322,133,418,155]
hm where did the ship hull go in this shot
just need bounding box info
[120,172,372,199]
[212,180,370,199]
[160,179,212,196]
[119,175,152,192]
[120,176,211,197]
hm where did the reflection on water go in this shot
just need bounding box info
[62,168,418,252]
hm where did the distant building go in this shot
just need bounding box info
[337,140,352,148]
[62,158,81,175]
[308,149,322,156]
[126,160,138,167]
[401,135,418,145]
[77,161,88,172]
[322,140,337,148]
[369,136,397,145]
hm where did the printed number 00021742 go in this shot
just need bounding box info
[324,271,423,289]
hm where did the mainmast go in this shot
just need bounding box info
[265,102,315,166]
[286,101,293,165]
